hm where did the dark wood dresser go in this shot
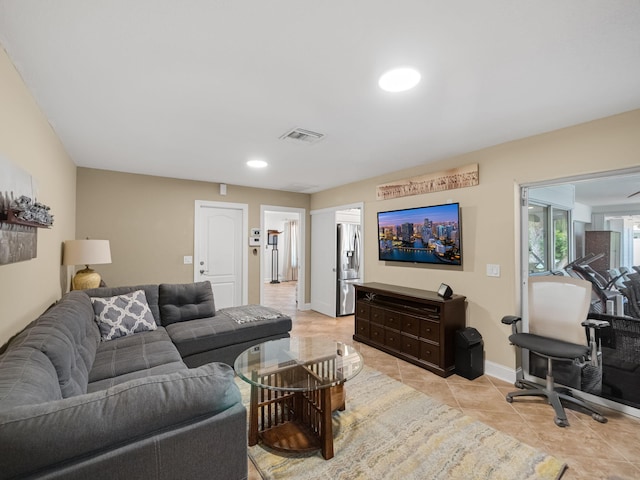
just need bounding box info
[353,282,466,377]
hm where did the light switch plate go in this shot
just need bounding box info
[486,264,500,277]
[184,256,193,265]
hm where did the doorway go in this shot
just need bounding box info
[310,203,364,318]
[260,206,305,314]
[521,167,640,416]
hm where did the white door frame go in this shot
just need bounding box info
[194,200,248,305]
[260,205,307,310]
[310,202,364,316]
[310,202,365,281]
[518,172,640,418]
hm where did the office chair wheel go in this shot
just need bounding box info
[554,417,569,427]
[506,395,513,403]
[592,413,607,423]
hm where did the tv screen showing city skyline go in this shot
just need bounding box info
[377,203,461,266]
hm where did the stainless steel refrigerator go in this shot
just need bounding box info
[336,223,361,316]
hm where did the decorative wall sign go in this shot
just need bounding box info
[0,155,47,265]
[376,163,479,201]
[0,223,37,265]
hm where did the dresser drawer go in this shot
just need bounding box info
[385,310,401,330]
[355,318,370,337]
[401,335,420,358]
[419,319,439,344]
[419,342,441,365]
[401,314,420,337]
[356,301,370,320]
[385,329,402,351]
[370,323,385,343]
[370,306,385,325]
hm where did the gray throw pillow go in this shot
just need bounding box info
[91,290,157,341]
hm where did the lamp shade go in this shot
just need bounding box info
[63,239,112,266]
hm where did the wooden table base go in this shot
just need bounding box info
[248,382,344,460]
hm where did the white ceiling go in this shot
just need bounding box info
[1,1,640,195]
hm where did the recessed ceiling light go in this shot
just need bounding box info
[247,159,268,169]
[378,67,421,92]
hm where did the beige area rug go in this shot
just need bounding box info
[236,366,567,480]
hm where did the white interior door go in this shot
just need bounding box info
[195,201,248,309]
[311,209,337,317]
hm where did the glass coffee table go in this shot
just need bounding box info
[234,337,363,460]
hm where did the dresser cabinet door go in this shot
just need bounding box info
[370,323,385,343]
[401,335,420,358]
[385,310,401,330]
[419,319,439,344]
[355,318,370,338]
[420,342,441,365]
[356,302,370,320]
[401,314,420,337]
[385,329,402,351]
[370,306,385,325]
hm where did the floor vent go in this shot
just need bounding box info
[279,128,325,144]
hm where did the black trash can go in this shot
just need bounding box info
[455,327,484,380]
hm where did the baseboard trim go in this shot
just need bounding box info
[484,360,516,384]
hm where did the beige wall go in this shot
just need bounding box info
[75,168,311,305]
[0,48,77,345]
[311,109,640,370]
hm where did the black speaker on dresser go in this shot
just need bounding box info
[455,327,484,380]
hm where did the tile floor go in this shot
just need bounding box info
[245,282,640,480]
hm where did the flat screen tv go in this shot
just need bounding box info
[377,202,462,266]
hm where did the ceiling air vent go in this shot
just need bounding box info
[279,127,325,145]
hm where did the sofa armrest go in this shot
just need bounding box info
[0,363,241,479]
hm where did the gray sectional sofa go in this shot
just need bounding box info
[0,281,292,480]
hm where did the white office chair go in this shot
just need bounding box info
[502,276,609,427]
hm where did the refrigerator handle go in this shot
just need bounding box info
[353,228,361,272]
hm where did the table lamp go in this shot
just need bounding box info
[63,239,112,290]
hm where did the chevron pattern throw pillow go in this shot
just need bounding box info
[91,290,157,341]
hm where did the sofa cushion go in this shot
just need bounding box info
[5,291,100,398]
[87,361,188,392]
[82,284,161,325]
[0,363,242,479]
[91,290,158,341]
[166,306,292,359]
[88,328,184,383]
[0,347,63,409]
[159,281,215,325]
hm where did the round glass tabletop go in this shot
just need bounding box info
[234,337,363,392]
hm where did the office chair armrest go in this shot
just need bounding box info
[586,311,619,329]
[582,318,610,329]
[501,315,521,325]
[501,315,521,335]
[583,315,611,367]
